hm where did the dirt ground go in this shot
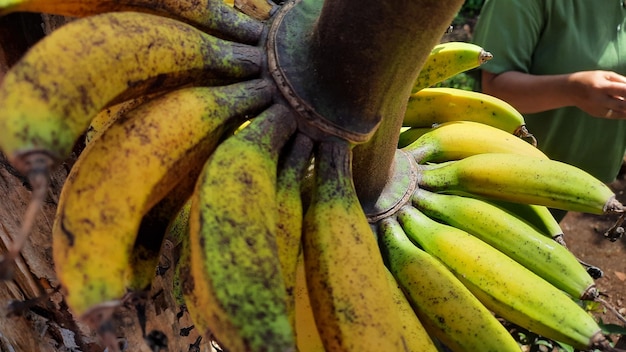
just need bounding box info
[559,164,626,328]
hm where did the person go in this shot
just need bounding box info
[471,0,626,221]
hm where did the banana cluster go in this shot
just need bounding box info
[0,1,624,351]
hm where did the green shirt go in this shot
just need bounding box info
[472,0,626,183]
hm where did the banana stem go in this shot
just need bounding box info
[307,0,464,204]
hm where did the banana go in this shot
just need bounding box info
[411,188,597,300]
[52,80,273,320]
[403,87,535,143]
[84,94,156,145]
[0,0,264,44]
[396,205,611,350]
[483,199,565,242]
[402,120,547,164]
[417,152,624,215]
[383,267,439,352]
[484,199,606,279]
[275,132,314,332]
[0,11,262,175]
[412,41,492,93]
[397,127,429,149]
[187,103,298,351]
[302,139,405,351]
[294,251,325,352]
[377,216,520,352]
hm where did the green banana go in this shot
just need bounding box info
[484,199,605,279]
[275,132,314,332]
[411,188,597,300]
[398,127,429,149]
[377,216,520,352]
[403,87,535,143]
[412,41,492,93]
[52,80,272,319]
[187,103,297,351]
[0,0,263,44]
[417,152,624,214]
[396,205,610,350]
[0,11,262,175]
[483,199,565,242]
[302,140,406,351]
[383,268,439,352]
[402,120,547,164]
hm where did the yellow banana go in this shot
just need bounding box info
[187,103,298,351]
[275,132,315,331]
[402,120,547,164]
[52,80,273,320]
[396,205,611,350]
[404,87,535,143]
[0,11,262,175]
[377,216,520,352]
[0,0,263,44]
[411,188,597,300]
[302,139,405,351]
[417,152,624,215]
[412,41,492,93]
[84,94,156,145]
[383,268,438,352]
[294,251,325,352]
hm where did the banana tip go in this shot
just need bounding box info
[603,196,625,214]
[479,50,493,64]
[514,125,538,147]
[581,284,599,301]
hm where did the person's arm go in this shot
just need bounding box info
[482,69,626,119]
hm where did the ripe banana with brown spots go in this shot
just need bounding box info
[0,11,262,176]
[0,0,263,44]
[52,80,272,324]
[302,139,406,351]
[275,132,314,331]
[187,103,298,351]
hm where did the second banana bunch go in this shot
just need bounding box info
[0,0,624,349]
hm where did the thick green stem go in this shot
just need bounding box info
[309,0,464,205]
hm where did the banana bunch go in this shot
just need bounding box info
[0,0,625,349]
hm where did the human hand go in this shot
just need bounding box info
[568,70,626,119]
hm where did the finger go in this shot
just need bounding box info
[604,81,626,100]
[605,71,626,84]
